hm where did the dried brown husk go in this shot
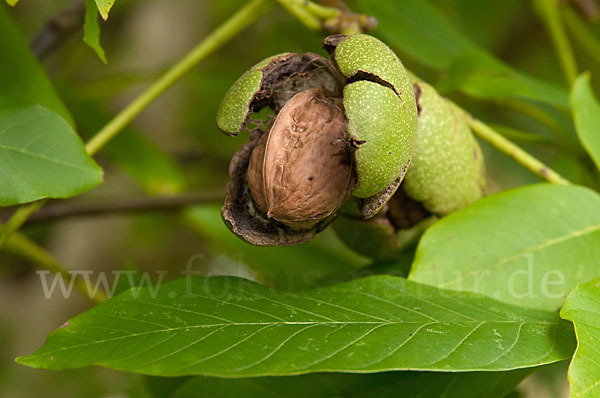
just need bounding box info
[254,53,343,115]
[222,130,334,246]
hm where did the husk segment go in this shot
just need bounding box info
[323,34,419,216]
[217,53,342,136]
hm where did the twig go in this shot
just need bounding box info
[303,0,341,19]
[25,192,223,225]
[0,0,272,247]
[467,117,570,185]
[0,201,46,250]
[0,201,44,248]
[85,0,273,155]
[493,98,581,153]
[30,0,85,59]
[277,0,374,35]
[276,0,324,31]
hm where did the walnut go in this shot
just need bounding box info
[218,35,421,246]
[247,88,355,229]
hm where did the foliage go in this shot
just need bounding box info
[2,0,600,397]
[560,278,600,397]
[17,276,575,375]
[410,184,600,311]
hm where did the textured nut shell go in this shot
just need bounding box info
[259,88,354,228]
[344,80,417,198]
[247,132,268,213]
[222,131,330,246]
[403,82,486,215]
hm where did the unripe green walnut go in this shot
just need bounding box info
[403,82,485,215]
[326,34,418,201]
[333,189,437,262]
[334,83,486,260]
[218,35,418,246]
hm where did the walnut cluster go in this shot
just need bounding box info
[218,34,420,246]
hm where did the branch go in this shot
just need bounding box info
[277,0,376,35]
[467,117,570,185]
[30,0,85,59]
[276,0,323,31]
[84,0,273,155]
[24,192,223,225]
[0,201,44,248]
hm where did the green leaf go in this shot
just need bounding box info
[4,0,18,6]
[83,0,107,63]
[560,278,600,397]
[0,103,102,206]
[0,5,102,205]
[0,4,73,125]
[410,184,600,311]
[571,74,600,171]
[356,0,569,109]
[94,0,115,20]
[169,369,533,398]
[16,275,575,376]
[184,205,369,291]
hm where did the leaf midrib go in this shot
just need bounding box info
[26,319,562,360]
[0,143,96,173]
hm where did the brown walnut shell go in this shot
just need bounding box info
[222,130,334,246]
[248,88,355,229]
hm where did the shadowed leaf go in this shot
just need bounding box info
[84,0,107,63]
[571,73,600,171]
[561,278,600,397]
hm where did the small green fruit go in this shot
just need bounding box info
[403,82,485,215]
[332,216,403,261]
[344,80,416,198]
[333,189,437,261]
[325,34,418,200]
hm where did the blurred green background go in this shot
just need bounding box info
[2,0,598,396]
